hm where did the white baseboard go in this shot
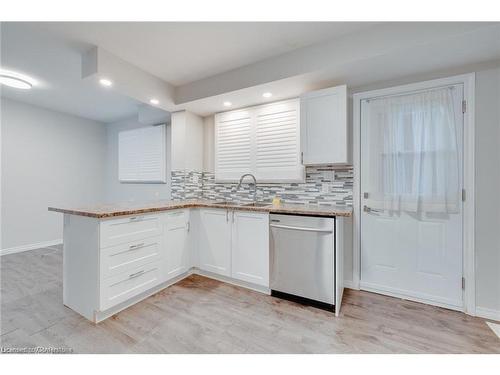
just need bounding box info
[476,306,500,322]
[1,239,63,256]
[360,281,464,312]
[343,280,356,290]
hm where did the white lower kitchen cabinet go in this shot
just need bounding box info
[231,210,269,287]
[164,209,191,280]
[59,204,347,323]
[198,208,232,277]
[62,213,167,322]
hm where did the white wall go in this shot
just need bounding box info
[105,116,171,202]
[1,98,106,250]
[475,67,500,315]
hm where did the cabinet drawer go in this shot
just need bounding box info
[100,262,161,311]
[100,214,162,248]
[100,236,162,279]
[166,209,188,230]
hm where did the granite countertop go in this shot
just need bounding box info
[48,199,352,219]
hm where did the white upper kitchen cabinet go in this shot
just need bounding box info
[215,99,304,183]
[198,209,232,277]
[231,210,269,287]
[164,210,191,280]
[171,111,204,171]
[300,85,348,165]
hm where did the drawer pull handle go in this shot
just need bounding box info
[129,270,145,279]
[129,243,145,250]
[129,216,143,222]
[109,268,156,287]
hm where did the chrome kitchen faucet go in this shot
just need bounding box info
[236,173,257,202]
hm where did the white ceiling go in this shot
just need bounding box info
[40,22,378,86]
[1,22,500,122]
[1,22,143,123]
[179,23,500,115]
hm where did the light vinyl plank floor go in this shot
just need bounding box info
[1,246,499,354]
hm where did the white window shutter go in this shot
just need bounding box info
[215,109,253,182]
[119,125,167,183]
[214,99,304,183]
[254,99,304,182]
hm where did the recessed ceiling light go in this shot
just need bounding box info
[263,92,272,98]
[150,98,159,105]
[99,78,113,87]
[0,69,36,90]
[223,101,232,107]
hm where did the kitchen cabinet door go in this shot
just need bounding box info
[164,210,190,280]
[198,209,232,277]
[300,85,348,165]
[231,210,269,287]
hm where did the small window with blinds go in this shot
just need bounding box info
[215,99,304,183]
[119,125,167,183]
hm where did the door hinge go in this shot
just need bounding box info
[462,277,466,290]
[186,221,190,232]
[462,100,467,114]
[462,189,466,202]
[300,152,304,164]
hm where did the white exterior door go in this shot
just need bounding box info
[198,209,232,277]
[231,210,269,287]
[360,84,464,310]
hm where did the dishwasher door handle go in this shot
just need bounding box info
[269,223,333,233]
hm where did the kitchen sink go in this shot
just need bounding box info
[212,201,236,206]
[241,202,271,207]
[211,201,270,208]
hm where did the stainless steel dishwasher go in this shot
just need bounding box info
[270,213,335,311]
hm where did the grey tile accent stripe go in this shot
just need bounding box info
[171,166,353,207]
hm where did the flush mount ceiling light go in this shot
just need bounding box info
[99,78,113,87]
[0,69,36,90]
[262,92,272,98]
[223,101,232,107]
[150,98,159,105]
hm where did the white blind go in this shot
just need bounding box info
[255,100,302,181]
[215,99,304,182]
[119,125,167,183]
[215,109,253,180]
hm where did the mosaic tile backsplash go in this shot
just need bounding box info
[171,167,353,207]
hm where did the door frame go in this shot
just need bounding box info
[352,73,476,315]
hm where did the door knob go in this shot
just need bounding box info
[364,205,382,213]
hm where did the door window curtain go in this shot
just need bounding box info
[364,86,462,213]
